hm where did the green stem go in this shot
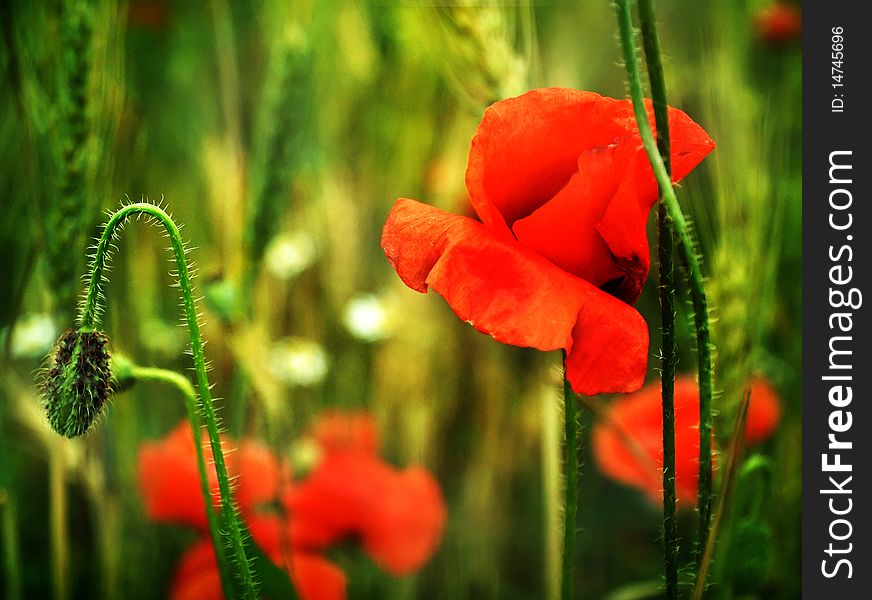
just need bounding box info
[614,0,714,566]
[49,439,69,600]
[125,365,234,600]
[0,489,22,600]
[636,1,678,596]
[561,355,579,600]
[80,202,257,599]
[692,390,750,600]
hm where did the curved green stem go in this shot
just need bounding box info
[637,0,678,596]
[561,356,579,600]
[614,0,714,570]
[80,202,257,599]
[124,365,233,600]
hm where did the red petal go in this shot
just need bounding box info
[466,89,633,229]
[362,467,446,575]
[138,421,285,529]
[466,89,713,232]
[745,378,782,445]
[310,411,379,457]
[234,441,284,515]
[287,453,396,549]
[249,516,348,600]
[138,422,213,529]
[382,198,648,395]
[170,531,346,600]
[507,99,714,303]
[291,553,347,600]
[754,5,802,45]
[592,377,713,507]
[170,540,223,600]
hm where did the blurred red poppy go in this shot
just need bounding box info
[287,415,447,575]
[310,410,379,456]
[382,88,714,396]
[753,4,802,45]
[138,421,283,530]
[743,377,783,445]
[171,517,346,600]
[139,413,445,598]
[592,377,782,506]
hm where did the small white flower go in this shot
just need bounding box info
[343,293,393,342]
[10,313,56,359]
[268,337,329,387]
[264,232,317,280]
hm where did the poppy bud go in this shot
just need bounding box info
[42,328,112,437]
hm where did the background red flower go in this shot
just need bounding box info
[592,377,782,506]
[139,413,446,598]
[287,414,447,575]
[753,3,802,45]
[138,421,283,530]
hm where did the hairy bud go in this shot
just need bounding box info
[43,329,112,437]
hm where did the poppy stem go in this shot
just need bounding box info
[119,363,234,600]
[615,0,715,579]
[561,355,579,600]
[1,489,22,600]
[692,388,750,600]
[80,202,258,599]
[636,0,679,597]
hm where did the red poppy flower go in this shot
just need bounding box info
[310,410,379,456]
[139,414,445,598]
[382,88,714,396]
[171,516,346,600]
[138,421,283,530]
[753,4,802,45]
[286,424,447,575]
[592,377,782,506]
[743,377,783,445]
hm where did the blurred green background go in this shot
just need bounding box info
[0,0,801,598]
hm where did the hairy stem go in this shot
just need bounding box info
[80,202,256,599]
[561,357,579,600]
[693,390,750,600]
[636,0,678,596]
[125,365,233,600]
[614,0,715,566]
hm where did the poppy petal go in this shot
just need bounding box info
[466,89,714,233]
[170,534,346,600]
[362,468,447,575]
[592,377,711,506]
[234,441,284,516]
[248,516,348,600]
[507,102,714,303]
[287,453,396,549]
[466,89,633,230]
[138,421,285,529]
[138,422,213,529]
[170,540,223,600]
[311,411,380,456]
[291,553,347,600]
[381,198,648,395]
[745,378,782,445]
